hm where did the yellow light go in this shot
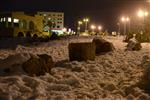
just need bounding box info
[78,21,83,25]
[137,10,148,17]
[138,10,144,17]
[121,17,125,22]
[86,18,89,22]
[145,12,148,16]
[126,17,130,21]
[83,18,89,22]
[91,25,96,29]
[121,17,130,22]
[98,26,102,30]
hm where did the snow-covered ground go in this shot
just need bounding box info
[0,36,150,100]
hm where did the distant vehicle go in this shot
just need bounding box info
[0,12,51,38]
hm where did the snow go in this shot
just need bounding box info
[0,36,150,99]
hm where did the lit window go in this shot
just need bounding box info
[8,17,12,22]
[14,19,19,23]
[48,18,51,20]
[0,18,2,22]
[3,18,6,22]
[43,14,46,16]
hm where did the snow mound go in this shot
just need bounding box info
[0,36,150,99]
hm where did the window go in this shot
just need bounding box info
[58,18,62,20]
[29,21,34,30]
[58,14,62,17]
[0,18,2,22]
[57,22,62,24]
[57,26,60,28]
[48,18,51,20]
[14,19,19,23]
[14,19,19,27]
[21,20,27,29]
[0,18,6,22]
[0,18,6,28]
[43,14,47,16]
[8,17,12,22]
[3,18,6,22]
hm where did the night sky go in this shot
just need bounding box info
[1,0,150,32]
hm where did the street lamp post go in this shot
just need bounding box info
[117,22,121,35]
[98,26,102,35]
[121,17,126,35]
[126,17,130,33]
[91,25,96,35]
[137,10,148,32]
[83,18,89,33]
[77,21,83,34]
[121,17,130,35]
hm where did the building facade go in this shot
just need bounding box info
[0,12,50,37]
[37,12,64,34]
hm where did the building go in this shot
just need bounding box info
[0,12,50,38]
[37,12,64,35]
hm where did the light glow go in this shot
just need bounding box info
[121,17,130,22]
[126,17,130,21]
[137,10,148,17]
[3,18,6,22]
[121,17,125,22]
[91,25,96,30]
[78,21,83,25]
[83,18,89,22]
[62,28,67,32]
[145,12,148,16]
[8,17,12,22]
[98,26,102,30]
[13,19,19,23]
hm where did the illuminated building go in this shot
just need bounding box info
[37,12,64,34]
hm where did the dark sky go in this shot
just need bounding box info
[0,0,150,32]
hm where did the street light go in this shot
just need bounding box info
[137,10,148,32]
[91,25,96,34]
[98,26,102,33]
[117,22,121,35]
[83,18,89,32]
[98,26,102,30]
[77,21,83,34]
[138,10,148,17]
[98,25,102,35]
[121,16,130,35]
